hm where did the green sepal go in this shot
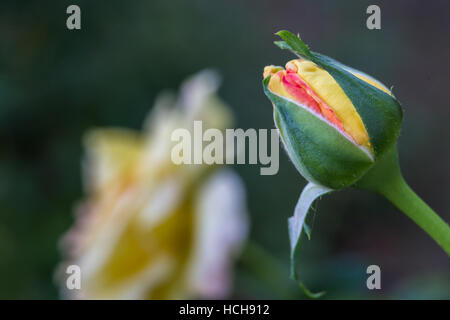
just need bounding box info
[274,40,291,50]
[275,30,403,159]
[288,182,332,298]
[264,76,374,189]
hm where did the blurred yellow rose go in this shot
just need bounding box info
[58,71,248,299]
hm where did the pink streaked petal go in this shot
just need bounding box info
[284,71,345,133]
[282,72,322,114]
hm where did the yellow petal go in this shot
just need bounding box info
[264,69,294,101]
[84,129,143,192]
[351,72,391,95]
[290,60,371,148]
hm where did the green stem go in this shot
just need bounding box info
[380,173,450,254]
[357,146,450,255]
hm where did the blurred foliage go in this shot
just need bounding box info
[0,0,449,299]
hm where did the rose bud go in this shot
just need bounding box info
[263,39,402,189]
[262,31,449,298]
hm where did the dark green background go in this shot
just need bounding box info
[0,0,449,299]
